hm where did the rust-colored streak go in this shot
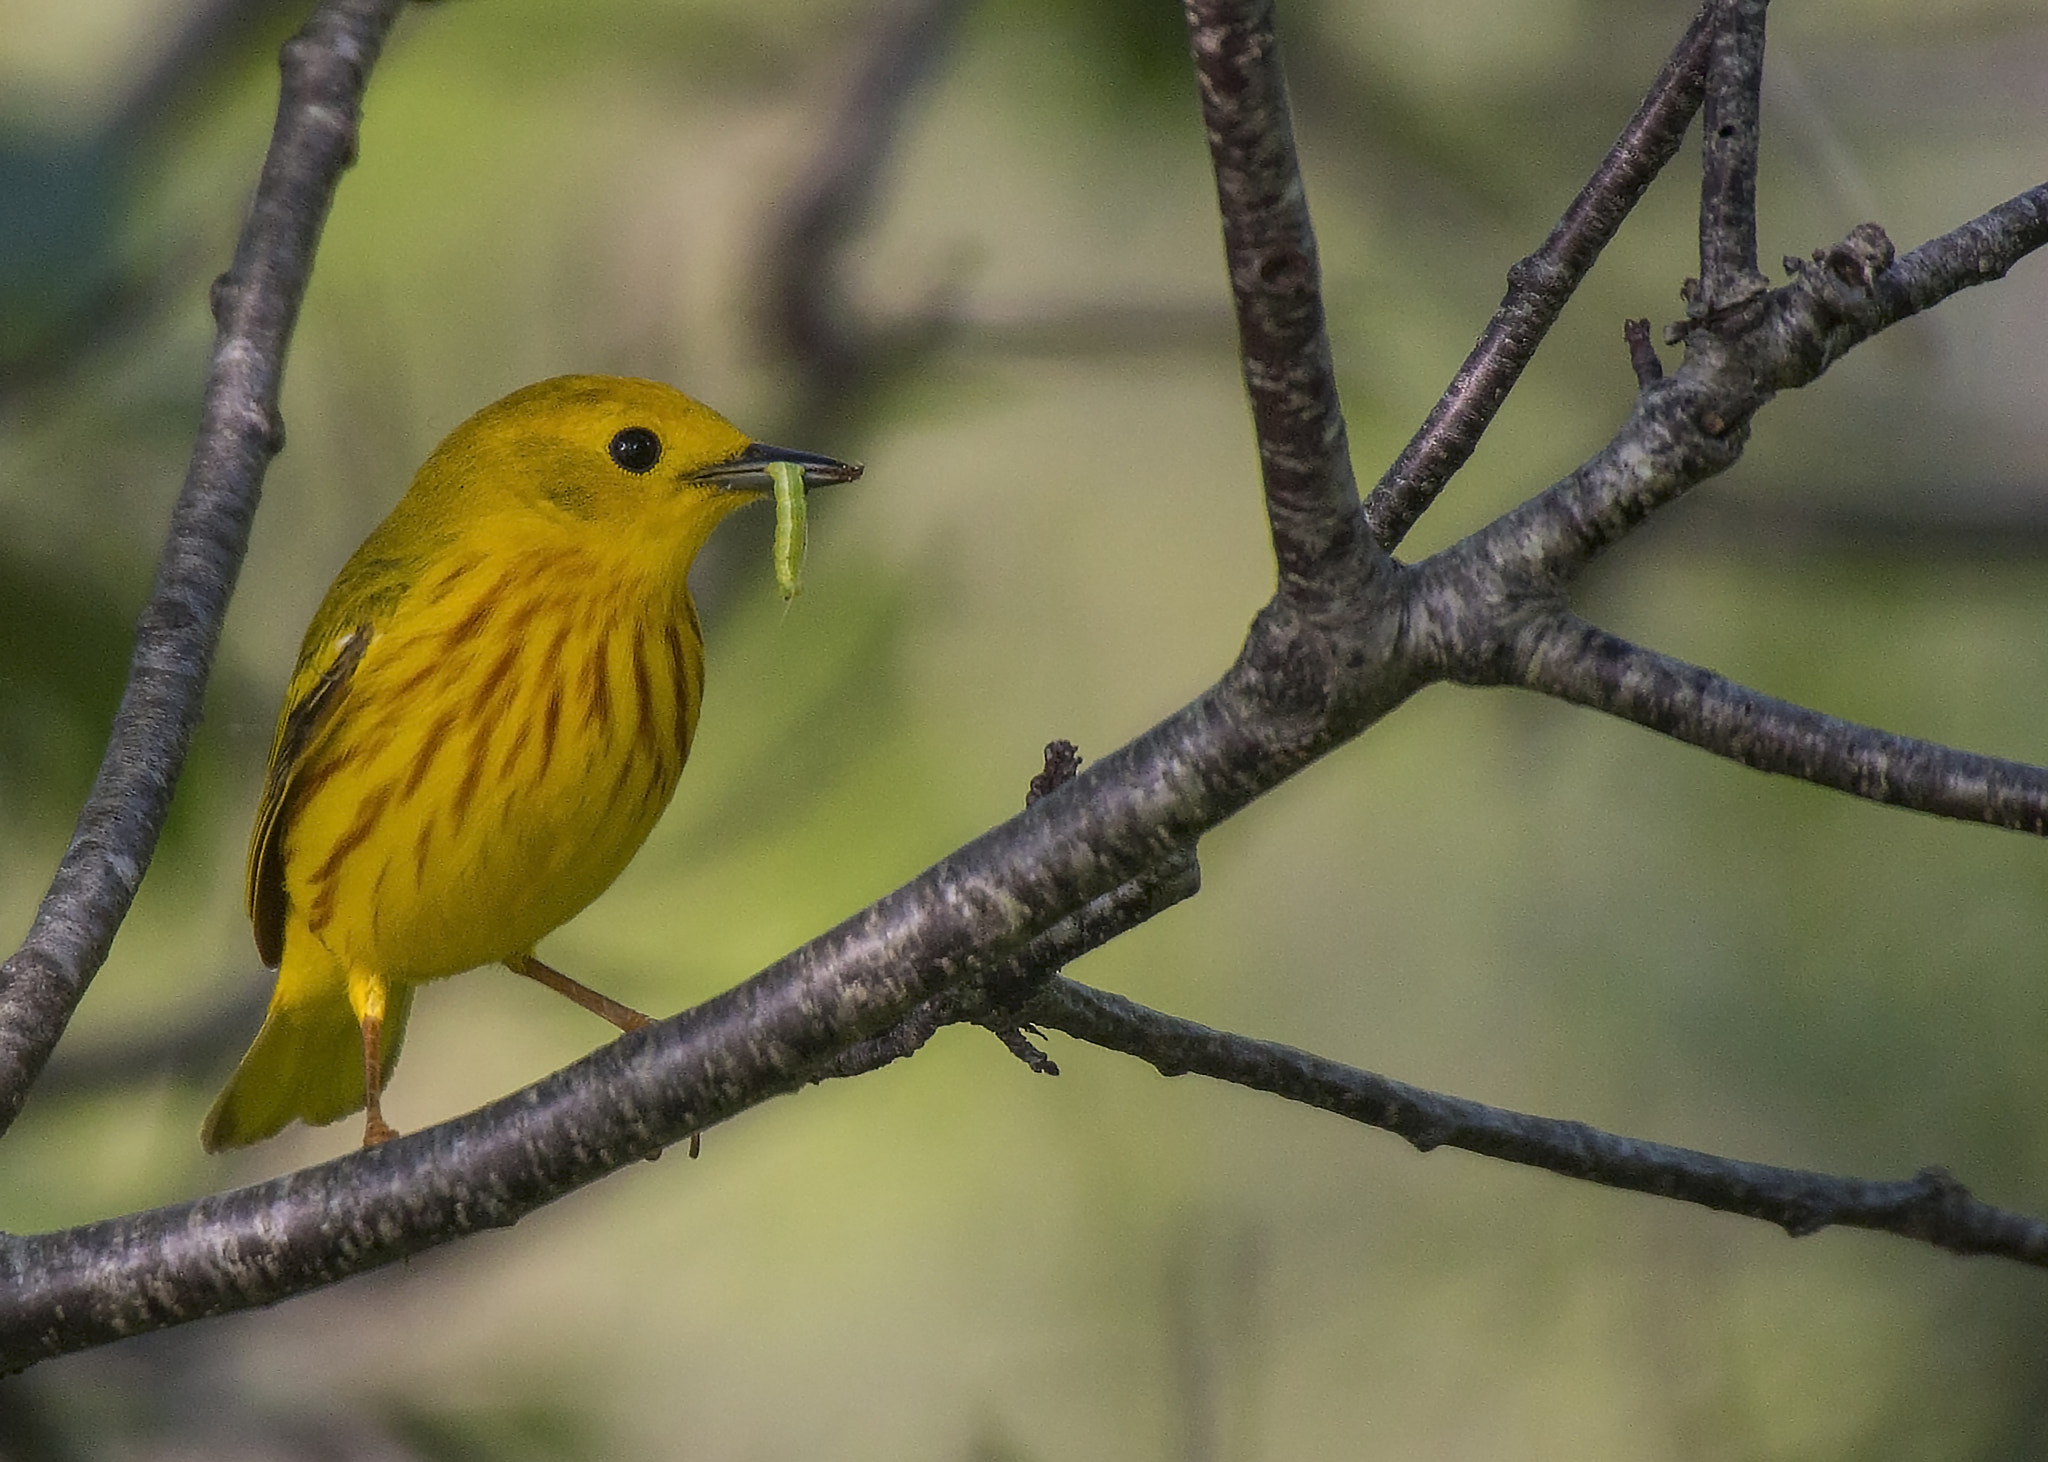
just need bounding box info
[476,636,523,713]
[464,634,524,780]
[538,685,563,784]
[428,554,483,597]
[607,745,641,817]
[497,711,535,782]
[399,705,462,802]
[444,595,495,649]
[495,586,546,650]
[538,614,573,673]
[640,747,678,816]
[284,743,364,821]
[411,816,435,885]
[449,727,487,831]
[384,659,437,708]
[582,637,614,738]
[349,731,395,769]
[663,621,696,756]
[307,783,395,932]
[631,628,658,758]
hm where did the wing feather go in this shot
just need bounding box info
[245,626,372,967]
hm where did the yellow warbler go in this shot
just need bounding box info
[202,375,859,1151]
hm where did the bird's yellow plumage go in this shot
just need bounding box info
[203,375,859,1151]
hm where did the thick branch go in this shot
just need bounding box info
[807,740,1203,1082]
[1026,979,2048,1262]
[1693,0,1770,312]
[1183,0,1376,596]
[0,0,406,1139]
[9,0,2048,1382]
[1365,1,1715,551]
[0,613,1425,1372]
[1511,613,2048,831]
[0,0,1422,1373]
[808,850,1202,1082]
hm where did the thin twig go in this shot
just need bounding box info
[0,0,408,1139]
[1440,190,2048,588]
[1364,1,1716,552]
[1024,978,2048,1263]
[1622,317,1664,385]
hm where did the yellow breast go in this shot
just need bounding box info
[281,539,703,982]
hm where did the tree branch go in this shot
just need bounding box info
[9,0,2048,1382]
[1364,0,1715,552]
[806,848,1202,1083]
[1439,188,2048,590]
[1509,613,2048,831]
[1692,0,1771,314]
[1023,978,2048,1264]
[805,740,1202,1082]
[0,0,408,1139]
[1182,0,1378,597]
[0,641,1422,1373]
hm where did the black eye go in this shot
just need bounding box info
[609,426,662,474]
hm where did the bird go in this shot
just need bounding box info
[201,375,860,1151]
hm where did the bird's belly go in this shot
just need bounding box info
[281,608,693,981]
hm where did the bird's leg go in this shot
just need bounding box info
[505,954,690,1154]
[505,953,652,1032]
[359,1007,399,1147]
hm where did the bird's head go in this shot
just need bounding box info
[414,374,861,566]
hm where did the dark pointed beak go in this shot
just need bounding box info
[689,441,864,492]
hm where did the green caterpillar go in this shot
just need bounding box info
[768,459,807,602]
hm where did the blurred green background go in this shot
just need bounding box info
[4,0,2048,1456]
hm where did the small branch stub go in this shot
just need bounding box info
[1623,318,1664,385]
[1028,740,1082,805]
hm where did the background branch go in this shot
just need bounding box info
[759,0,974,437]
[0,0,406,1138]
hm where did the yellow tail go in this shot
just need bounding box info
[201,968,414,1151]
